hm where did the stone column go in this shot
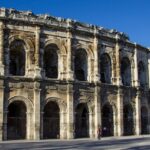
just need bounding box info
[135,89,141,135]
[134,44,139,87]
[0,21,4,76]
[66,83,74,139]
[93,27,100,82]
[66,19,73,81]
[116,88,123,136]
[34,26,41,78]
[0,80,4,140]
[115,35,122,85]
[33,82,41,140]
[94,84,101,139]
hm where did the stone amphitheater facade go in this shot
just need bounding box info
[0,8,149,140]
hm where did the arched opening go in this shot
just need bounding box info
[74,49,88,81]
[9,40,26,76]
[75,103,89,138]
[138,61,146,88]
[7,101,26,140]
[44,44,58,78]
[123,104,134,135]
[43,101,60,139]
[141,106,149,134]
[100,54,111,83]
[102,104,114,136]
[121,57,131,86]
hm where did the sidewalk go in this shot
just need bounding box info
[0,135,149,144]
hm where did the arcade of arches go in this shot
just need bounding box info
[0,8,149,141]
[4,97,149,140]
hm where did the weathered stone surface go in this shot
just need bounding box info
[0,8,149,140]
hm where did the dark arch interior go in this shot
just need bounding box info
[43,101,60,139]
[138,61,145,87]
[102,104,114,137]
[9,40,25,76]
[141,107,149,134]
[100,54,111,83]
[75,103,89,138]
[7,101,26,140]
[44,44,58,78]
[123,105,134,135]
[74,49,87,81]
[121,58,131,86]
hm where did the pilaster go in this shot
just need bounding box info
[33,82,41,140]
[93,27,100,82]
[113,108,117,136]
[66,83,74,139]
[114,35,122,85]
[66,19,73,81]
[135,89,141,135]
[0,21,5,76]
[0,79,4,140]
[34,26,41,78]
[60,111,67,139]
[148,52,150,88]
[116,88,123,136]
[134,44,139,87]
[26,112,33,139]
[94,84,101,139]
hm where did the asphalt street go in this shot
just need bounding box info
[0,135,149,150]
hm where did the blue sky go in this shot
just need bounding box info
[1,0,150,47]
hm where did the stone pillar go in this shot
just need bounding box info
[34,26,41,78]
[33,82,41,140]
[135,89,141,135]
[0,80,4,140]
[134,44,139,87]
[66,83,74,139]
[94,84,101,139]
[89,112,94,138]
[66,20,73,81]
[87,57,91,82]
[0,21,4,76]
[113,109,117,136]
[93,27,100,82]
[116,88,123,136]
[60,111,67,139]
[61,54,67,80]
[115,35,122,85]
[26,112,32,139]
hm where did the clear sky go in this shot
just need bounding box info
[1,0,150,47]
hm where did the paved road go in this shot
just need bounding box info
[0,136,150,150]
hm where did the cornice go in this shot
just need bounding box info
[0,7,149,52]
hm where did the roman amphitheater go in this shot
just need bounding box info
[0,8,149,140]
